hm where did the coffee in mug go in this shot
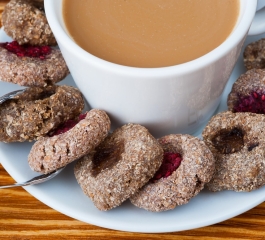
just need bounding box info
[63,0,239,68]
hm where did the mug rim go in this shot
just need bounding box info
[44,0,257,78]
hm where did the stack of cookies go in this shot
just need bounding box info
[1,0,265,213]
[202,38,265,192]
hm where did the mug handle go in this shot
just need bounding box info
[248,0,265,35]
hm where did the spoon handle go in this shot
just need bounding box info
[0,89,26,104]
[0,183,30,189]
[0,167,64,189]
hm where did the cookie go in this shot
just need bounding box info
[243,38,265,70]
[0,41,69,87]
[202,111,265,192]
[2,0,56,46]
[227,69,265,114]
[0,85,84,142]
[28,109,111,174]
[74,123,163,211]
[130,134,215,212]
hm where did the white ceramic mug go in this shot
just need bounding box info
[45,0,265,137]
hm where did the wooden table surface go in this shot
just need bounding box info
[1,1,265,239]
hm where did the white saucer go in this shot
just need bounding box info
[1,28,265,233]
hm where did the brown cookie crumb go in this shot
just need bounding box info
[202,111,265,192]
[28,109,111,174]
[2,0,56,46]
[0,44,69,87]
[130,134,215,212]
[74,123,163,211]
[243,38,265,70]
[0,85,84,142]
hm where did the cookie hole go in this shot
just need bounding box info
[1,41,51,59]
[48,119,77,137]
[150,152,182,182]
[91,140,125,177]
[248,142,259,151]
[211,127,244,154]
[48,113,87,137]
[233,91,265,114]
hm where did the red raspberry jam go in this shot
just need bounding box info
[1,41,51,59]
[151,152,182,182]
[49,113,87,137]
[234,91,265,114]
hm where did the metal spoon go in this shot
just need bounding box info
[0,89,26,104]
[0,167,64,189]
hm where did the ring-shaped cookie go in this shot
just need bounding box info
[0,85,84,142]
[0,42,69,87]
[28,109,111,174]
[203,111,265,192]
[227,69,265,114]
[130,134,215,212]
[2,0,56,46]
[243,38,265,70]
[74,123,163,211]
